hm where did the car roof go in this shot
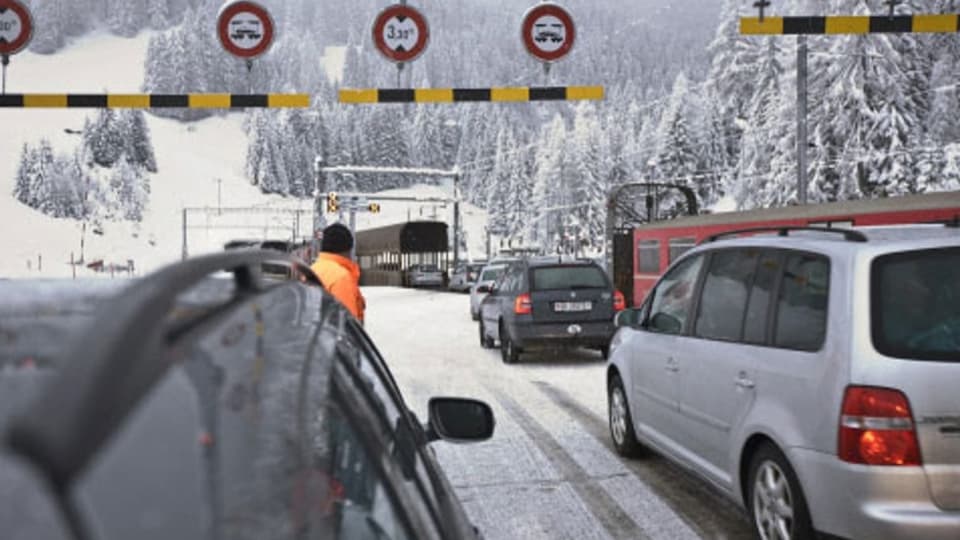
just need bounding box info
[686,224,960,261]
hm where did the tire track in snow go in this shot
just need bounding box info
[487,384,649,540]
[533,381,753,540]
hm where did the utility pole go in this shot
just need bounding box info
[182,209,189,260]
[453,171,461,271]
[313,157,327,257]
[797,35,809,205]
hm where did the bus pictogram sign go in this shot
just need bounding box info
[522,3,576,63]
[217,1,275,60]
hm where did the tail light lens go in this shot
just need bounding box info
[838,386,921,466]
[613,290,626,312]
[514,293,533,315]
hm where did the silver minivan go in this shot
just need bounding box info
[607,225,960,540]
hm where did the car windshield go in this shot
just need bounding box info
[531,266,608,291]
[480,266,506,282]
[872,247,960,361]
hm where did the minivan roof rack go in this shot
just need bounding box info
[703,226,868,244]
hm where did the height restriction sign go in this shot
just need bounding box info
[217,1,275,59]
[373,4,430,63]
[522,3,576,62]
[0,0,33,56]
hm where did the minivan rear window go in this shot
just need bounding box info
[872,248,960,361]
[531,266,608,291]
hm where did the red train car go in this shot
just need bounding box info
[615,191,960,307]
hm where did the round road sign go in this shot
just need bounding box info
[217,1,275,60]
[522,3,576,63]
[372,4,430,64]
[0,0,33,56]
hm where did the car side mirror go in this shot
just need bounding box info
[476,284,491,294]
[650,312,682,334]
[614,308,642,329]
[425,398,495,444]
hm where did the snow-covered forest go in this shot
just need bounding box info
[11,0,960,253]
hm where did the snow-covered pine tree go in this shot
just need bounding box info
[86,109,125,168]
[123,110,158,173]
[653,72,700,216]
[530,115,568,252]
[13,144,33,207]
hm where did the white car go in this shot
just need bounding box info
[469,263,509,320]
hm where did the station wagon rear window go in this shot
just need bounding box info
[872,248,960,361]
[531,266,608,291]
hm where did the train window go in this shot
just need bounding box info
[637,240,660,274]
[668,238,697,263]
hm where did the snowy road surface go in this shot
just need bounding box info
[363,287,752,540]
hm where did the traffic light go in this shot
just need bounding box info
[368,203,381,214]
[327,192,339,213]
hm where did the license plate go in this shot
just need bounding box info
[554,301,592,312]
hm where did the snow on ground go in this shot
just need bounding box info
[0,34,487,279]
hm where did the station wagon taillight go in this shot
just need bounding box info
[838,386,921,466]
[613,291,626,312]
[514,293,533,315]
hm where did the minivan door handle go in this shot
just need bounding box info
[664,357,680,373]
[735,372,755,389]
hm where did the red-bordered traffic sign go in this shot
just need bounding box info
[372,4,430,63]
[0,0,34,56]
[522,3,576,63]
[217,1,275,60]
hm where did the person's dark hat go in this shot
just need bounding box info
[321,223,354,254]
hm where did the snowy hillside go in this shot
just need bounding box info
[0,33,484,279]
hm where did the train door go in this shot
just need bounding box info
[612,231,635,308]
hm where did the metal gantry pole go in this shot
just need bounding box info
[182,209,189,261]
[453,172,461,272]
[797,35,809,205]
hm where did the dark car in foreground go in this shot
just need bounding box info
[0,251,494,540]
[479,257,625,363]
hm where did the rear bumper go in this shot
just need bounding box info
[791,447,960,540]
[510,320,615,349]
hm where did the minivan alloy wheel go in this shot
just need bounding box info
[753,461,794,540]
[610,387,628,445]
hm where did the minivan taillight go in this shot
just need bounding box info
[514,293,533,315]
[838,386,921,466]
[613,291,626,312]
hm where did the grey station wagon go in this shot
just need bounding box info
[607,224,960,540]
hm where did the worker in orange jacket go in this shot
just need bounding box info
[311,223,366,323]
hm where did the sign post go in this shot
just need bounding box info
[372,3,430,87]
[0,0,34,95]
[521,2,576,82]
[217,0,275,85]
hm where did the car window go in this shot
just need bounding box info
[773,253,830,351]
[647,254,704,335]
[327,409,415,540]
[480,266,506,282]
[339,319,444,534]
[871,247,960,361]
[695,249,759,342]
[743,251,782,345]
[531,265,608,291]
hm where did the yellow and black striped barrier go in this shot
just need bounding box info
[741,14,960,35]
[0,94,311,109]
[339,86,605,104]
